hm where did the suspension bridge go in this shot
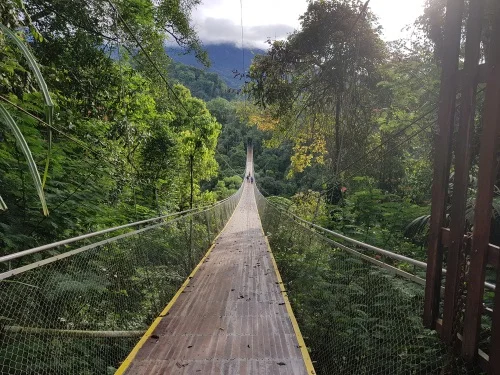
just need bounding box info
[2,0,500,372]
[0,146,495,375]
[115,149,314,374]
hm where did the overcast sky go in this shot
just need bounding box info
[191,0,426,49]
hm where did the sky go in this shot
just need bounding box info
[191,0,427,49]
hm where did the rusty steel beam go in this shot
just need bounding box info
[441,0,484,344]
[462,0,500,362]
[424,0,465,329]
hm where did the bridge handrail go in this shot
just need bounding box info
[255,189,496,291]
[0,185,243,264]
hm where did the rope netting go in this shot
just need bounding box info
[0,187,242,374]
[255,189,484,375]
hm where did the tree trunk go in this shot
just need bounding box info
[334,94,342,174]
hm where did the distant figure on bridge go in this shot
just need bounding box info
[246,174,250,183]
[250,176,254,184]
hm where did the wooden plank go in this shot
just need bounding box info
[424,0,465,329]
[122,181,312,374]
[462,0,500,362]
[491,254,500,374]
[435,319,490,373]
[441,0,484,344]
[441,227,499,268]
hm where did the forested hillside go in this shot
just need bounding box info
[244,0,499,263]
[168,61,236,101]
[2,0,500,373]
[2,0,498,273]
[167,43,264,88]
[0,0,249,256]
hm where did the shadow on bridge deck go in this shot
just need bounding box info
[117,151,314,375]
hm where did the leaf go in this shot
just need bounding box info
[0,24,53,121]
[1,23,54,186]
[0,103,49,216]
[0,195,6,211]
[42,129,52,188]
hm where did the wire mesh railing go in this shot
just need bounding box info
[254,188,484,375]
[0,186,242,374]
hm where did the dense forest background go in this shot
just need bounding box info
[2,0,498,263]
[1,0,499,269]
[2,0,500,374]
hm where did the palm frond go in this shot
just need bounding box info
[42,129,52,188]
[0,24,54,117]
[407,189,500,240]
[1,23,54,188]
[404,214,431,238]
[0,103,49,216]
[0,195,7,211]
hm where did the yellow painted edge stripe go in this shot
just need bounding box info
[115,195,241,374]
[264,235,317,375]
[254,199,316,375]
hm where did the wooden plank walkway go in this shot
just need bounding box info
[117,152,314,375]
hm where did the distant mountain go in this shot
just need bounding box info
[166,43,265,89]
[168,61,236,102]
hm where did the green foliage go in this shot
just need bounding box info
[0,23,53,215]
[0,195,240,374]
[248,0,386,175]
[0,24,53,122]
[256,197,464,375]
[213,175,242,199]
[0,103,48,216]
[0,1,222,255]
[156,0,208,66]
[328,176,429,260]
[168,62,235,101]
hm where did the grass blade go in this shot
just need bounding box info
[0,103,49,216]
[0,23,54,119]
[1,23,54,188]
[0,195,7,211]
[42,129,52,188]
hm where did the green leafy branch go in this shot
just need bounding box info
[0,23,53,216]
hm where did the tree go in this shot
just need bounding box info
[248,0,385,177]
[0,0,220,255]
[171,85,221,208]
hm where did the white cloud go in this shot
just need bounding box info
[194,17,295,47]
[191,0,426,48]
[192,0,306,48]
